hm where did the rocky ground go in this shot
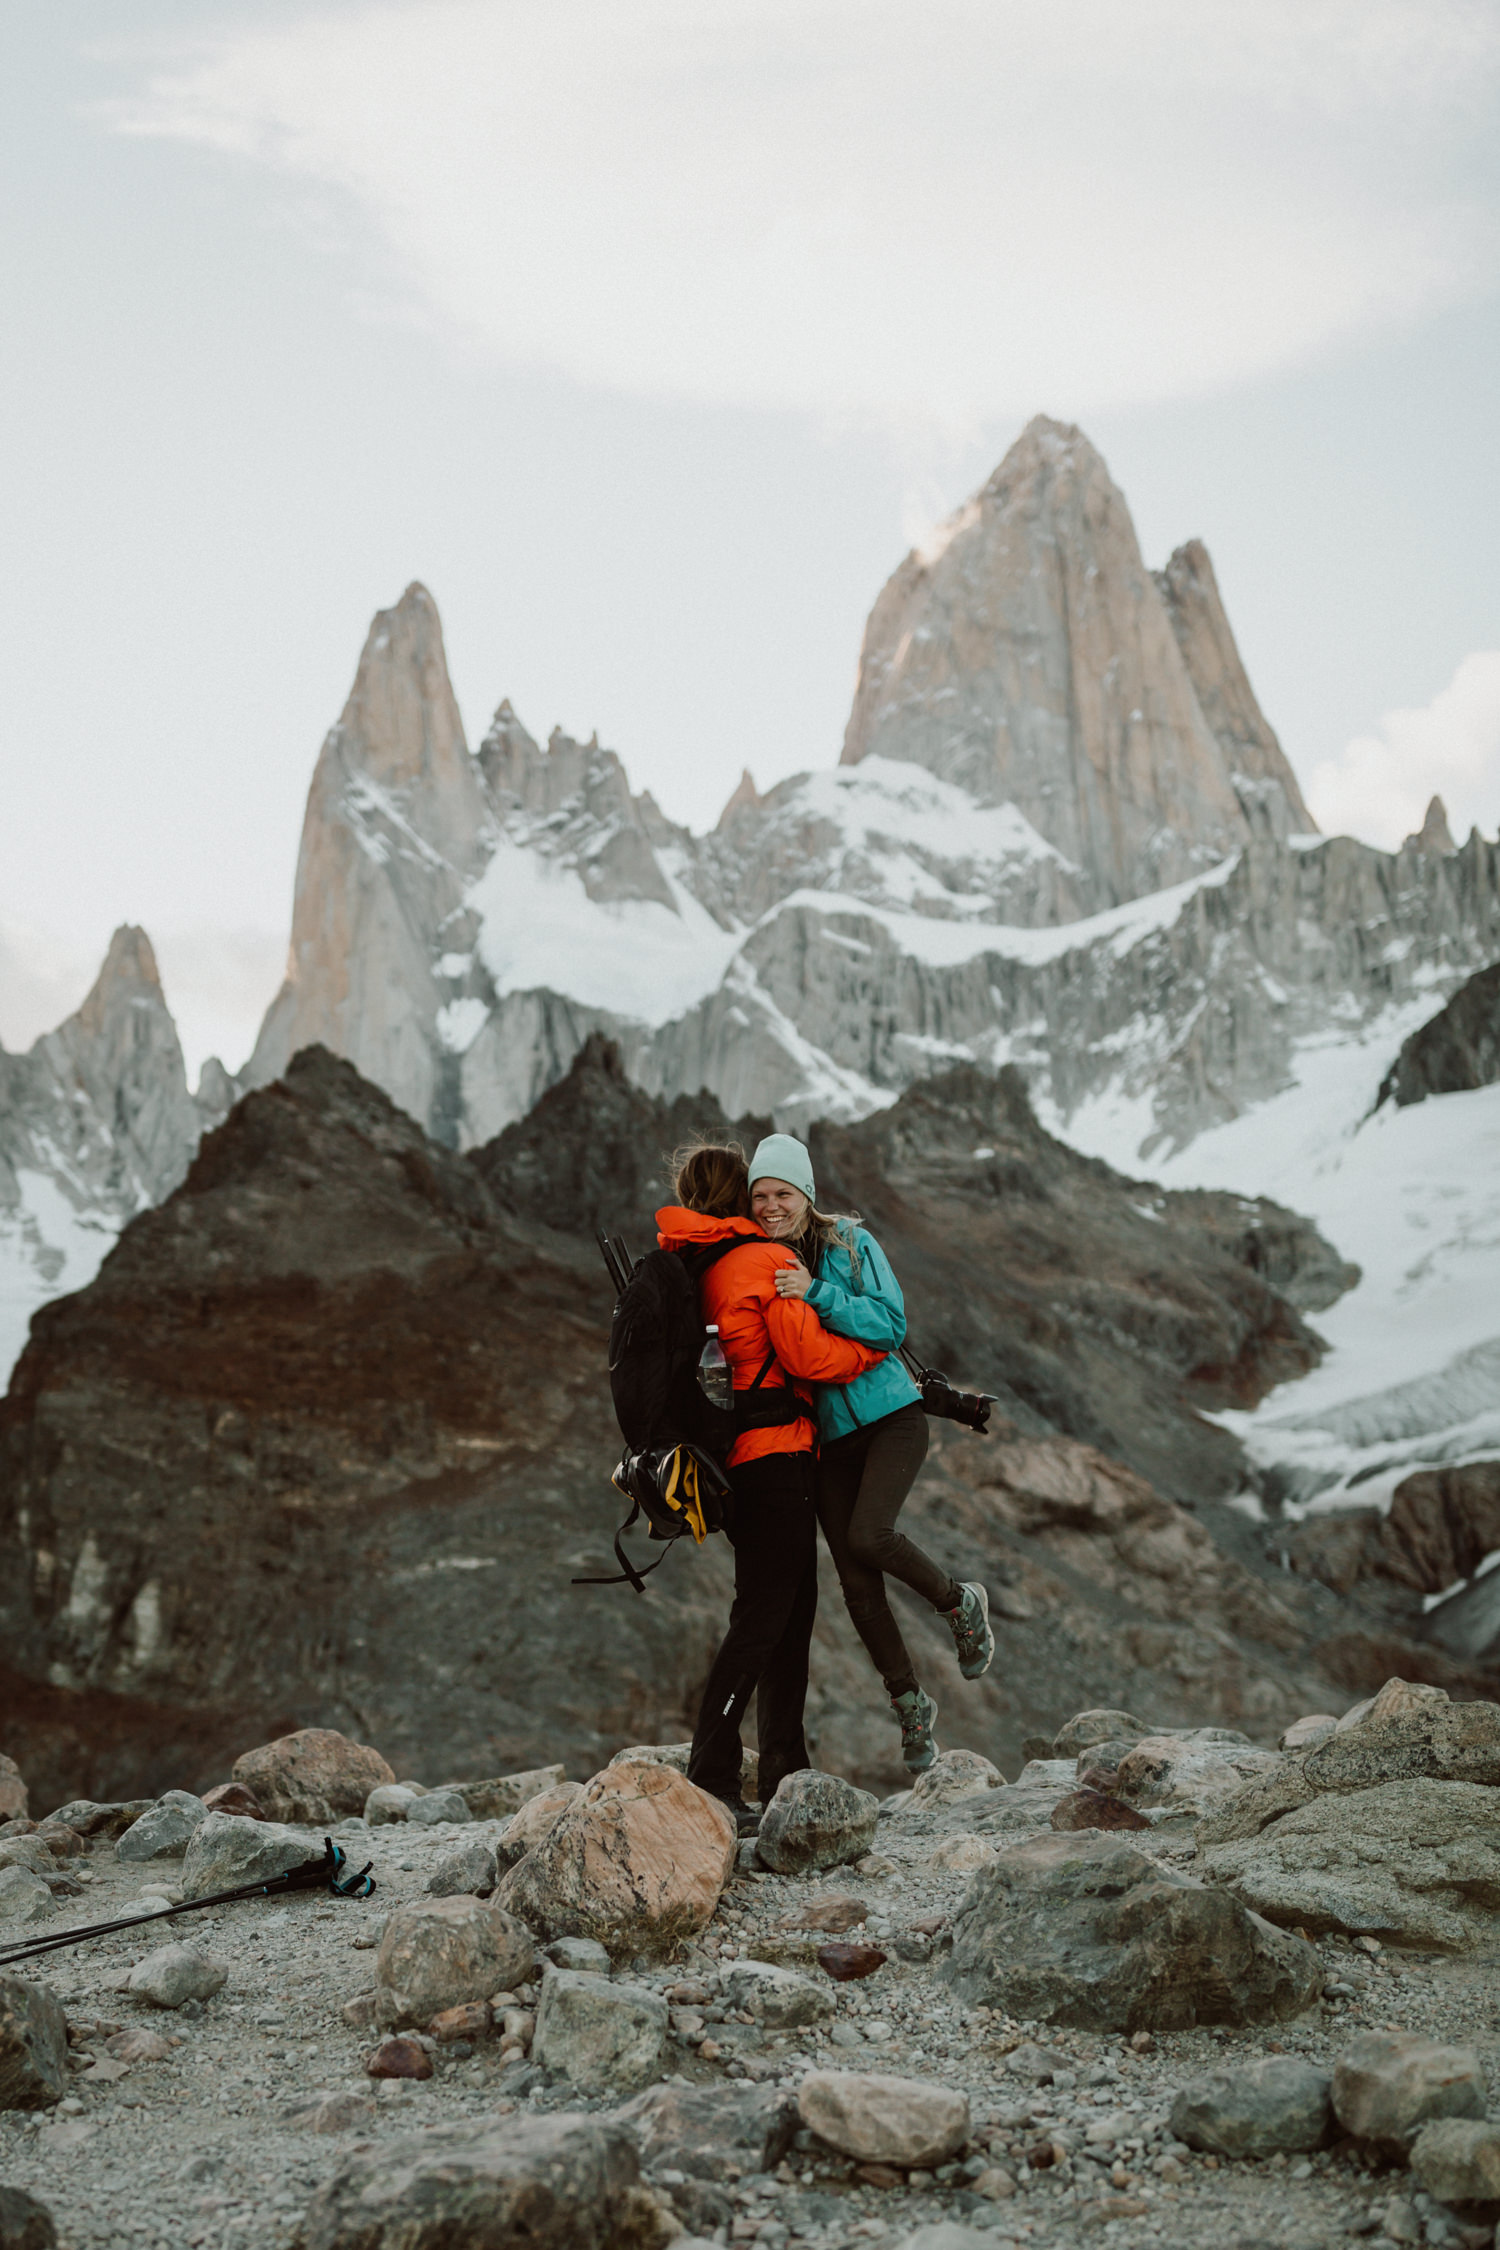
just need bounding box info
[5,1690,1500,2250]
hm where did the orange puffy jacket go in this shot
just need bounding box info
[654,1207,886,1469]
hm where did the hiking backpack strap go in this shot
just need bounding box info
[570,1494,673,1594]
[733,1346,807,1430]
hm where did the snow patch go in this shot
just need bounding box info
[761,851,1239,970]
[746,756,1078,921]
[435,997,489,1054]
[469,838,742,1026]
[0,1170,118,1388]
[1058,1009,1500,1508]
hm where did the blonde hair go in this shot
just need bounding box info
[799,1202,863,1274]
[671,1139,750,1219]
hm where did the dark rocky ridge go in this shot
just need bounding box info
[0,1042,1476,1810]
[1288,1462,1500,1670]
[1377,959,1500,1109]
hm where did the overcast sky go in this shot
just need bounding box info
[3,0,1499,1077]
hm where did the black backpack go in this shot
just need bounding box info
[606,1237,740,1459]
[576,1231,802,1592]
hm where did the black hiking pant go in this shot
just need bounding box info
[816,1402,961,1701]
[687,1451,818,1809]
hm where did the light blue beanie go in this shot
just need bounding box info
[747,1133,816,1202]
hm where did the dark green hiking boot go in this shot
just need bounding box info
[892,1687,940,1774]
[946,1581,995,1678]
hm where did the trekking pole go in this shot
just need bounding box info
[596,1229,629,1296]
[0,1838,375,1972]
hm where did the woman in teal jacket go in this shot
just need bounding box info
[748,1134,994,1776]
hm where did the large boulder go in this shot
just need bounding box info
[364,1784,423,1825]
[231,1728,394,1824]
[116,1792,209,1862]
[1195,1760,1317,1847]
[720,1959,834,2030]
[0,1757,26,1824]
[609,1741,762,1805]
[1303,1679,1500,1794]
[940,1831,1321,2031]
[1280,1715,1338,1752]
[0,1976,68,2109]
[1111,1730,1278,1821]
[126,1943,228,2009]
[495,1784,584,1871]
[755,1771,879,1875]
[965,1763,1079,1846]
[200,1782,266,1820]
[0,2185,56,2249]
[180,1813,316,1900]
[405,1788,471,1827]
[1331,2031,1486,2156]
[295,2112,674,2249]
[32,1824,81,1863]
[1409,2118,1500,2204]
[531,1967,667,2094]
[0,1841,54,1879]
[41,1800,151,1841]
[459,1765,567,1820]
[1200,1778,1500,1950]
[0,1870,53,1926]
[904,1750,1005,1814]
[1049,1790,1151,1834]
[1170,2055,1332,2157]
[1051,1711,1153,1760]
[376,1895,536,2029]
[543,1936,611,1974]
[498,1761,734,1962]
[425,1839,499,1898]
[618,2080,798,2180]
[797,2071,970,2169]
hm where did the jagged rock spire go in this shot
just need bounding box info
[0,922,213,1354]
[717,768,761,828]
[1153,540,1316,836]
[246,584,488,1129]
[840,415,1310,904]
[1405,796,1456,856]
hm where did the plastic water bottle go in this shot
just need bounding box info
[697,1325,732,1412]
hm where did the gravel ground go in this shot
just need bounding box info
[4,1804,1499,2250]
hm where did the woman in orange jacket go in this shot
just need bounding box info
[656,1141,885,1831]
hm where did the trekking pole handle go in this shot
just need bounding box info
[596,1229,629,1295]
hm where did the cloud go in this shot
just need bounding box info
[152,927,287,1082]
[1307,652,1500,850]
[0,921,96,1055]
[100,0,1500,431]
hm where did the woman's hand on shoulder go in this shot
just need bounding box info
[772,1253,813,1300]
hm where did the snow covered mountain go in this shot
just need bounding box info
[840,423,1315,898]
[240,417,1499,1159]
[0,927,232,1379]
[226,413,1500,1535]
[6,411,1499,1530]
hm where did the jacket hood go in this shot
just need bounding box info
[655,1206,767,1252]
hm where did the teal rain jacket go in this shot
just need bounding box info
[804,1225,921,1441]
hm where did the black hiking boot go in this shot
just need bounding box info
[713,1794,761,1837]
